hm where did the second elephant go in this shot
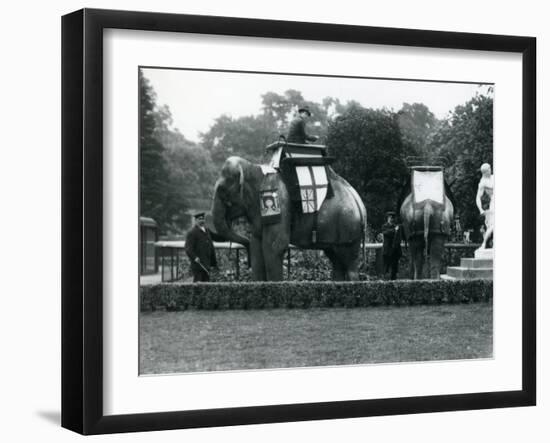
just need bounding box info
[399,167,454,279]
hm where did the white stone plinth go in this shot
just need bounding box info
[475,248,494,260]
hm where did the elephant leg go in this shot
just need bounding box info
[410,238,424,279]
[407,239,417,279]
[406,242,415,279]
[262,247,285,281]
[416,242,425,279]
[341,244,361,281]
[326,245,361,281]
[346,258,359,281]
[324,249,346,281]
[346,258,360,281]
[262,226,289,281]
[250,235,266,281]
[408,258,415,280]
[428,235,446,279]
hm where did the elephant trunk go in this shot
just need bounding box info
[423,201,433,259]
[211,192,250,248]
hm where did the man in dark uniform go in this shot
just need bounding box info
[381,211,403,280]
[185,212,218,282]
[287,106,319,144]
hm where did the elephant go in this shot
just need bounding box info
[211,156,367,281]
[399,168,454,279]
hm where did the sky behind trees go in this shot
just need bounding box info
[142,68,491,142]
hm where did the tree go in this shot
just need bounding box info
[430,91,494,230]
[261,89,305,128]
[262,90,332,144]
[326,104,409,229]
[140,72,217,235]
[201,90,338,168]
[155,126,218,233]
[200,114,275,166]
[140,71,174,231]
[396,102,439,159]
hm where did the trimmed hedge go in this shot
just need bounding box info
[140,279,492,311]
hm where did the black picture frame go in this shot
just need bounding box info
[61,8,536,435]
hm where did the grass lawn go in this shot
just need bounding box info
[139,303,492,374]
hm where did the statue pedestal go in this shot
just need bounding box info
[441,248,493,280]
[475,248,493,260]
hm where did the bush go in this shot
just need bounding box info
[162,243,479,282]
[140,279,492,311]
[381,244,481,279]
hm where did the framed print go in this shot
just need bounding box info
[61,8,536,435]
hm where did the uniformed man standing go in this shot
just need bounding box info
[185,212,218,282]
[287,106,319,144]
[381,211,403,280]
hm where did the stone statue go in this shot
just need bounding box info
[476,163,494,250]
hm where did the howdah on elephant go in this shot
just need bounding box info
[399,166,454,279]
[211,155,366,281]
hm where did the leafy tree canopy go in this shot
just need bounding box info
[327,104,409,228]
[140,72,175,232]
[201,90,338,167]
[140,72,217,235]
[430,91,494,230]
[396,102,439,159]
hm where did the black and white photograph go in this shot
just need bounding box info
[138,67,494,375]
[1,0,546,438]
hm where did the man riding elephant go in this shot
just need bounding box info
[287,106,319,144]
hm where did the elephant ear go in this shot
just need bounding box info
[238,164,245,200]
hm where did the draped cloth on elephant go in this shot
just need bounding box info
[412,169,445,208]
[404,166,452,238]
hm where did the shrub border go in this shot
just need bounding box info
[140,279,492,311]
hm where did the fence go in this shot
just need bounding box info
[154,241,481,282]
